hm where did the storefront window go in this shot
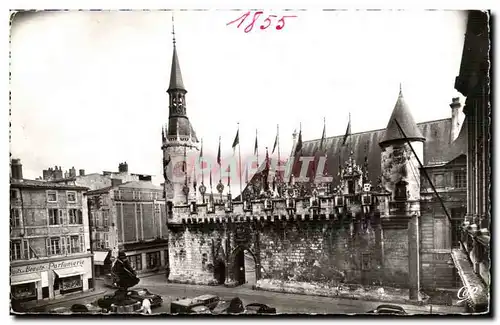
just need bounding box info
[129,254,142,271]
[11,282,36,301]
[60,275,82,294]
[146,252,160,270]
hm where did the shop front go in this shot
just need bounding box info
[10,273,40,302]
[93,251,111,278]
[10,255,92,301]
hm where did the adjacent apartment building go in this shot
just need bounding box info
[10,159,92,303]
[86,180,168,277]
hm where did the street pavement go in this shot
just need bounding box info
[29,274,465,315]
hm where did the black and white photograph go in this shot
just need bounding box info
[7,7,491,316]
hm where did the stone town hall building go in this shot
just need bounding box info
[162,39,467,300]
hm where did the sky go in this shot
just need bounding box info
[10,10,468,194]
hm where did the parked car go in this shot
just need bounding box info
[366,304,407,315]
[212,297,245,314]
[127,288,163,308]
[97,294,116,312]
[170,294,220,314]
[49,303,103,314]
[244,303,277,314]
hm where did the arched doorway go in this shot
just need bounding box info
[231,247,257,286]
[214,259,226,285]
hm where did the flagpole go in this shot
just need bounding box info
[277,124,280,182]
[218,136,222,183]
[237,123,242,200]
[256,129,259,167]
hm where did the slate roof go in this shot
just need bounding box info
[295,118,465,185]
[168,46,186,91]
[380,88,426,146]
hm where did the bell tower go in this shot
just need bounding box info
[162,19,199,207]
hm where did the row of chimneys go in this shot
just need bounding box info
[42,166,85,180]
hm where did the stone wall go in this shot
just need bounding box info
[168,224,225,285]
[256,218,408,288]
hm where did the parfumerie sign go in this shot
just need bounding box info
[10,259,86,276]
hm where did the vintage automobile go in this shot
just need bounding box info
[49,303,103,314]
[366,304,407,315]
[170,294,220,314]
[211,297,245,314]
[244,303,277,314]
[127,288,163,308]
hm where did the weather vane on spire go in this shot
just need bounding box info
[172,12,176,46]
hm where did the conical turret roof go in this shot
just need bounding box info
[379,86,425,146]
[168,46,186,92]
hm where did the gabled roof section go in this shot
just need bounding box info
[168,46,186,92]
[380,88,426,146]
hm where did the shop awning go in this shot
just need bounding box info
[11,272,41,286]
[53,266,85,278]
[94,251,111,266]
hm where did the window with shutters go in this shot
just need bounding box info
[47,190,57,202]
[47,237,61,255]
[48,209,62,225]
[10,240,22,260]
[10,208,21,228]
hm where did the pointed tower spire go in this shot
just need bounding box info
[379,84,425,147]
[169,13,185,92]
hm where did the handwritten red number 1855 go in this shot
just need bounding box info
[227,11,297,33]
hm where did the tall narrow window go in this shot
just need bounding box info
[48,209,60,225]
[103,210,109,227]
[454,170,466,189]
[47,237,61,255]
[70,235,80,253]
[10,241,22,260]
[10,209,21,228]
[394,181,408,201]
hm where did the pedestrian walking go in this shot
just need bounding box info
[140,298,152,315]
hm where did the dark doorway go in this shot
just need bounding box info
[348,180,354,194]
[234,249,245,285]
[214,259,226,285]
